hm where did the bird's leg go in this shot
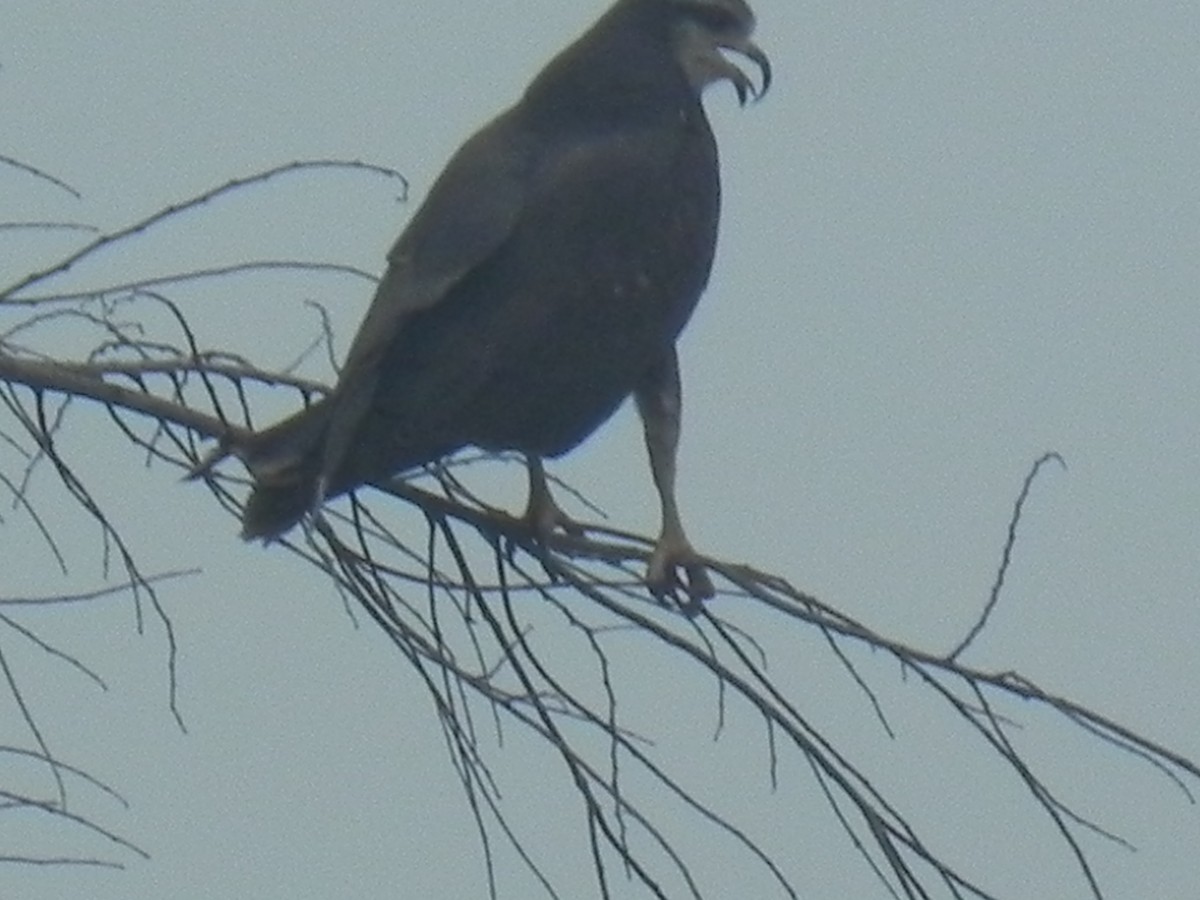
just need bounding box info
[521,455,582,538]
[635,351,715,607]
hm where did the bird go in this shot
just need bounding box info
[204,0,770,602]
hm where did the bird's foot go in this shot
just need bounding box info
[521,457,584,542]
[646,536,715,613]
[512,477,584,585]
[521,488,584,542]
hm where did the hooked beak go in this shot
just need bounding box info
[676,14,773,107]
[716,32,772,106]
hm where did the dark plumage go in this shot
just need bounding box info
[222,0,770,598]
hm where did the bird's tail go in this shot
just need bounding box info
[241,476,317,541]
[188,400,333,542]
[239,404,334,541]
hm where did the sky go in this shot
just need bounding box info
[2,1,1199,897]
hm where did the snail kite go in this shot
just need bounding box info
[219,0,770,600]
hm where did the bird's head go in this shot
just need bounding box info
[521,0,771,123]
[666,0,772,105]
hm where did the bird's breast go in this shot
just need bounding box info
[365,116,722,461]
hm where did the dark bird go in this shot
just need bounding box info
[213,0,770,600]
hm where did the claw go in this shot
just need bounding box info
[522,456,583,540]
[645,529,715,611]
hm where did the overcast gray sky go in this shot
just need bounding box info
[2,1,1199,897]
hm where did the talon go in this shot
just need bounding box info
[523,490,582,539]
[522,455,583,540]
[646,538,715,608]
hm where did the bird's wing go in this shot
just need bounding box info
[319,110,534,485]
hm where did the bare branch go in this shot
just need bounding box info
[1,165,1195,897]
[2,159,405,300]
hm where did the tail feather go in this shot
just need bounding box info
[237,401,333,541]
[241,478,315,541]
[231,397,446,540]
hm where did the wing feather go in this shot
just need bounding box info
[318,110,534,484]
